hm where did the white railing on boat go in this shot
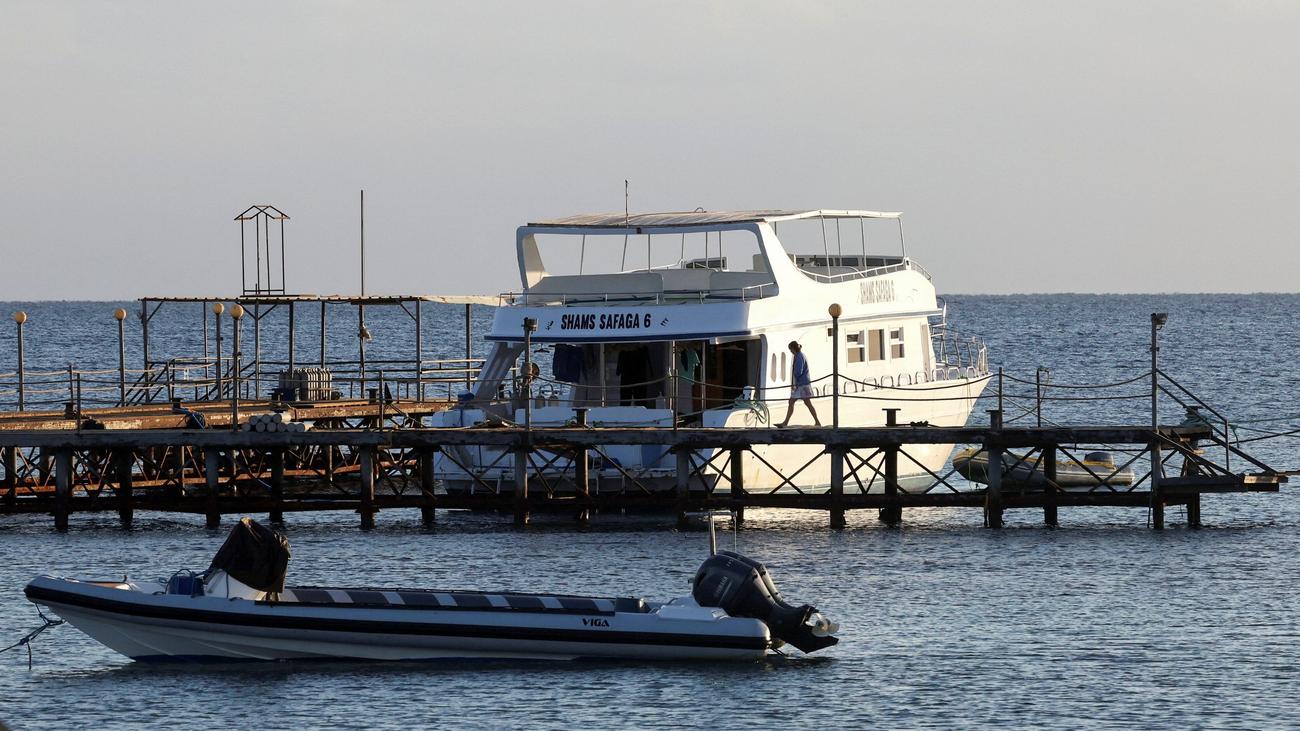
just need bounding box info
[503,283,779,306]
[796,258,932,284]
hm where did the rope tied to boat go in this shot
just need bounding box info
[1,606,64,670]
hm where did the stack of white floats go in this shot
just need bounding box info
[242,412,311,433]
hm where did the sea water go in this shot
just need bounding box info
[0,294,1297,730]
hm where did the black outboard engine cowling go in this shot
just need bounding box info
[692,551,838,653]
[208,517,291,593]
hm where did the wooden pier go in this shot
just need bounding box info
[0,416,1284,531]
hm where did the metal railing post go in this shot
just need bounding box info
[522,318,537,431]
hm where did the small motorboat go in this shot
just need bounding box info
[952,447,1135,491]
[24,518,837,663]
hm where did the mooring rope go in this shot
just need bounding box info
[1,607,64,670]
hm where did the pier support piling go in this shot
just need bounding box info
[675,448,690,529]
[829,446,846,530]
[513,448,530,526]
[54,448,72,531]
[879,408,902,525]
[985,410,1005,529]
[1043,445,1059,527]
[730,448,745,527]
[359,447,376,530]
[1187,494,1201,529]
[3,447,15,510]
[114,450,134,528]
[419,447,436,527]
[204,448,220,529]
[269,449,285,525]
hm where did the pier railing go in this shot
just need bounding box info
[0,356,486,413]
[0,419,1283,531]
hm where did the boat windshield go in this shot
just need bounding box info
[519,230,776,304]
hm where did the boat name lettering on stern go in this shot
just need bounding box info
[859,280,896,304]
[558,312,653,331]
[581,617,610,627]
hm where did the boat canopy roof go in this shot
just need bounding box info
[527,209,901,229]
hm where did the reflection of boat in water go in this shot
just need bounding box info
[952,448,1135,491]
[432,209,989,494]
[25,518,839,663]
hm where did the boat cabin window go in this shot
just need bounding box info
[868,329,886,362]
[547,338,760,420]
[553,342,672,408]
[847,332,865,363]
[890,327,906,358]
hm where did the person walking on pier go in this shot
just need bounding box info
[776,341,820,428]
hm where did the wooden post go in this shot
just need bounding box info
[114,450,134,528]
[829,446,846,530]
[419,447,437,527]
[204,448,220,529]
[359,447,376,530]
[986,409,1004,528]
[1043,445,1059,528]
[986,444,1004,529]
[269,449,285,525]
[1187,493,1201,529]
[54,448,72,531]
[729,447,745,527]
[880,408,902,524]
[2,447,15,510]
[675,448,690,529]
[513,446,529,526]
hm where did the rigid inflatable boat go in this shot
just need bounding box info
[953,447,1135,490]
[24,518,837,663]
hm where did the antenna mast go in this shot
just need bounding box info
[360,189,366,296]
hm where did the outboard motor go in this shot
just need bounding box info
[692,550,838,653]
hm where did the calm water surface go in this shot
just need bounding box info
[1,294,1298,730]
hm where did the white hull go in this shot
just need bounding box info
[26,577,770,663]
[436,376,988,495]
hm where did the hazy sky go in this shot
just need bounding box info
[1,1,1297,299]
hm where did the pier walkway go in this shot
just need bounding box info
[0,417,1284,531]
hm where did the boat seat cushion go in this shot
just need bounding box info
[527,273,663,297]
[280,587,649,614]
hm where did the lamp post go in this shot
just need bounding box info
[230,305,245,428]
[114,308,128,405]
[13,311,26,411]
[212,303,225,399]
[828,303,842,429]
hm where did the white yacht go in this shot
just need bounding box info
[431,209,988,494]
